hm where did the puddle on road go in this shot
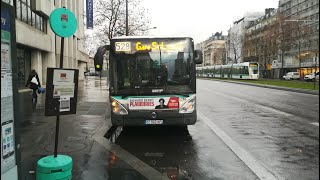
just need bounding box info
[104,126,193,180]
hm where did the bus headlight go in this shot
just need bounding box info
[179,95,196,114]
[111,99,128,115]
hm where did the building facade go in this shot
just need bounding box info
[226,12,264,65]
[2,0,89,89]
[244,8,279,78]
[196,32,226,67]
[277,0,319,78]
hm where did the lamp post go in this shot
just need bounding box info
[126,0,128,36]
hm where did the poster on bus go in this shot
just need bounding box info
[129,97,179,110]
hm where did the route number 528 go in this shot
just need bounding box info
[115,42,131,52]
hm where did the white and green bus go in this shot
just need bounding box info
[196,62,259,79]
[94,37,203,126]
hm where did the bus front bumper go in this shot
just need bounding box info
[111,110,197,126]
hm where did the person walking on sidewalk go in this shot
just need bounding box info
[25,69,41,103]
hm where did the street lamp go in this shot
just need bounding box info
[141,27,157,32]
[141,27,157,35]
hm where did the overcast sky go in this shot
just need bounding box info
[141,0,279,44]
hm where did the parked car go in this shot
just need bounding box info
[283,72,300,80]
[304,72,319,82]
[304,72,315,81]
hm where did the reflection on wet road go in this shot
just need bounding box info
[109,125,258,180]
[104,79,318,180]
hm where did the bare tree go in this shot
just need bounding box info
[84,0,151,57]
[228,31,243,78]
[243,29,259,63]
[272,12,296,79]
[261,19,279,79]
[229,31,243,64]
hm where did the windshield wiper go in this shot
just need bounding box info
[167,91,190,97]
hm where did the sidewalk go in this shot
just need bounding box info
[18,77,149,180]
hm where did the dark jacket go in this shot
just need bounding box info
[25,73,41,90]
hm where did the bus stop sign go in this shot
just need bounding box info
[49,8,77,37]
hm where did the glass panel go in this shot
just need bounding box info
[115,52,193,91]
[111,39,194,94]
[36,14,41,30]
[27,5,32,25]
[43,19,47,33]
[31,11,35,27]
[40,17,43,31]
[16,0,22,20]
[21,2,27,23]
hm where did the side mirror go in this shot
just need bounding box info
[94,45,110,71]
[194,50,203,64]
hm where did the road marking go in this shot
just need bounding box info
[203,88,293,117]
[198,112,283,180]
[93,121,170,180]
[311,122,319,126]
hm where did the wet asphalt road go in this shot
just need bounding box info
[109,79,319,180]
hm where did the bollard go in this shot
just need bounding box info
[36,155,72,180]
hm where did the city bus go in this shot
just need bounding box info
[196,62,259,79]
[94,37,203,126]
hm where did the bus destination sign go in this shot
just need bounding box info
[114,41,186,53]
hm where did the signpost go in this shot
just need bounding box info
[36,7,78,180]
[49,7,77,158]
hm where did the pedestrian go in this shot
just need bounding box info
[25,69,41,103]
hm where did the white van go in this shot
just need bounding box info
[283,72,300,80]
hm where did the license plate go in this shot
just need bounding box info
[145,120,163,125]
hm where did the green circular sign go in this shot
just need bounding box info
[49,8,77,37]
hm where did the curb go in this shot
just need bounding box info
[200,78,319,95]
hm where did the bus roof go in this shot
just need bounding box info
[112,36,193,40]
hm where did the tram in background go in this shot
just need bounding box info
[196,62,259,80]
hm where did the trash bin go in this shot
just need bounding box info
[36,155,72,180]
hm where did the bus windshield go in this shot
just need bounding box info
[110,38,195,95]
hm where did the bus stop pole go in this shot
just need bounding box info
[54,37,64,158]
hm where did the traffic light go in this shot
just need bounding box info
[94,45,110,71]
